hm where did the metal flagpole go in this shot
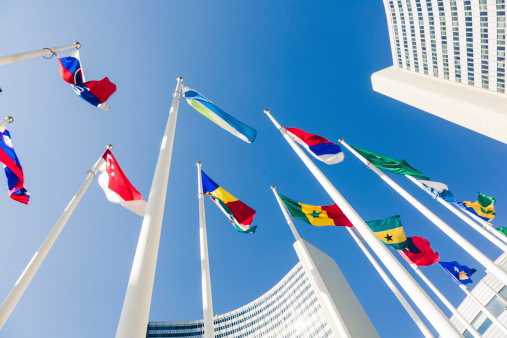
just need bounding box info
[0,145,111,331]
[0,43,79,67]
[457,206,507,245]
[265,110,461,337]
[197,163,215,338]
[406,175,507,252]
[347,228,434,338]
[0,116,14,128]
[271,186,353,338]
[116,77,183,338]
[340,139,507,286]
[398,252,481,338]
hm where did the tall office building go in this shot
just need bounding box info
[146,239,379,338]
[449,253,507,337]
[373,0,507,144]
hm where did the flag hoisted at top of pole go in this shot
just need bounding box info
[264,109,462,337]
[0,42,79,67]
[283,127,344,164]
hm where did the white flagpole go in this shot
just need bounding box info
[264,110,461,337]
[270,186,353,338]
[0,117,14,128]
[197,163,215,338]
[0,43,80,66]
[116,77,183,338]
[0,145,111,330]
[339,139,507,286]
[406,175,507,252]
[398,252,481,338]
[457,207,507,245]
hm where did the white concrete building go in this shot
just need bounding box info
[373,0,507,144]
[146,239,379,338]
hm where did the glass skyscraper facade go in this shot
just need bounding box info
[146,263,334,338]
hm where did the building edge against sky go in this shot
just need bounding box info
[146,238,379,338]
[372,0,507,144]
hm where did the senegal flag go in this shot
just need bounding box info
[351,146,429,180]
[201,171,257,233]
[278,194,352,227]
[366,215,408,250]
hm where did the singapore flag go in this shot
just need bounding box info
[97,149,147,216]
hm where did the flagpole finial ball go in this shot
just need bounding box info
[338,138,344,143]
[271,186,276,190]
[7,116,13,123]
[74,41,81,49]
[178,77,184,82]
[107,144,113,150]
[264,109,270,114]
[196,162,202,167]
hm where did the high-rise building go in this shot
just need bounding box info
[146,239,379,338]
[450,253,507,337]
[373,0,507,144]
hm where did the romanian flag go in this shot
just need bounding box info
[278,194,352,227]
[367,215,408,250]
[201,171,256,233]
[455,192,496,222]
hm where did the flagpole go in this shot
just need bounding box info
[115,77,183,338]
[339,139,507,286]
[265,110,461,337]
[0,145,111,331]
[0,117,14,128]
[197,163,215,338]
[347,228,434,338]
[457,207,507,245]
[270,186,353,338]
[406,175,507,252]
[0,43,80,67]
[398,252,481,338]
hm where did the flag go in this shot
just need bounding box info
[419,180,455,203]
[402,236,439,266]
[366,215,408,249]
[0,127,29,204]
[182,85,257,143]
[97,149,147,216]
[58,49,116,111]
[284,128,344,165]
[496,227,507,237]
[201,171,257,233]
[455,192,496,222]
[278,193,352,227]
[438,261,477,285]
[351,146,429,180]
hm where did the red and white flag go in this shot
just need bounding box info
[97,149,147,216]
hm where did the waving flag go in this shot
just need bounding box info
[97,149,146,216]
[367,215,408,250]
[278,193,351,227]
[284,128,344,164]
[58,49,116,111]
[0,127,29,204]
[419,180,455,203]
[182,85,257,143]
[201,171,256,233]
[402,236,439,266]
[439,261,477,285]
[455,192,496,222]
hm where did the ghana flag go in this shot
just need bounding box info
[201,171,257,233]
[278,194,352,227]
[366,215,408,250]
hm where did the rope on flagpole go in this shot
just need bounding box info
[41,48,56,59]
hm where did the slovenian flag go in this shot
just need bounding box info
[58,49,116,111]
[182,85,257,143]
[0,127,29,204]
[97,149,147,216]
[201,170,257,233]
[284,127,344,164]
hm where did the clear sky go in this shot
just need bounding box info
[1,1,506,337]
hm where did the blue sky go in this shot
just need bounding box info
[1,1,506,337]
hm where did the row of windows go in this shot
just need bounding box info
[463,285,507,337]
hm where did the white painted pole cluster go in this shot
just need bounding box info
[406,175,507,253]
[116,77,183,338]
[339,140,507,286]
[398,252,481,338]
[0,43,79,67]
[265,110,461,337]
[0,145,111,331]
[197,163,215,338]
[0,116,14,128]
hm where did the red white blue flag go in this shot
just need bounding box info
[58,50,116,111]
[0,127,29,204]
[284,127,344,164]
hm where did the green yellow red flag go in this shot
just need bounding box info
[366,215,408,250]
